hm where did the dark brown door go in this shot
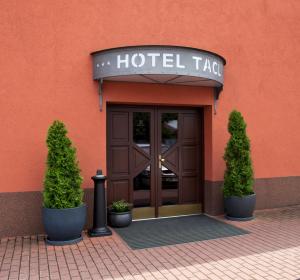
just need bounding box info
[107,105,203,219]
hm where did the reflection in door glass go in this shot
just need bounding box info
[161,165,178,205]
[161,113,178,153]
[133,112,150,154]
[133,165,151,207]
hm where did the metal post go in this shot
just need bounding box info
[99,79,103,112]
[88,170,112,237]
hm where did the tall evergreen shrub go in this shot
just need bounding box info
[43,120,83,208]
[223,110,254,197]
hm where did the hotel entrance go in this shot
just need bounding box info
[107,105,203,219]
[94,46,225,219]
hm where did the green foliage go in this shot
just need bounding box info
[43,120,83,209]
[110,200,131,213]
[223,110,254,197]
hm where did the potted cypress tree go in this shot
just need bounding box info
[42,120,87,245]
[223,110,256,220]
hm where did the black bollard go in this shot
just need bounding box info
[88,170,112,237]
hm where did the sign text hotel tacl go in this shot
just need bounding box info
[92,46,225,85]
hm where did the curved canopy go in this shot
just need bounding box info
[91,45,226,88]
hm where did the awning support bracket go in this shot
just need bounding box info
[213,86,223,115]
[98,79,103,112]
[98,79,223,114]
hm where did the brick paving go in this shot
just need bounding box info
[1,205,300,280]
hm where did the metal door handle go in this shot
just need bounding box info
[158,155,165,162]
[158,155,165,169]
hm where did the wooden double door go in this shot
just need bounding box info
[107,105,203,219]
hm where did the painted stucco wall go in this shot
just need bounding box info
[0,0,299,193]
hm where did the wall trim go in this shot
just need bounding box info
[0,176,299,238]
[204,176,300,215]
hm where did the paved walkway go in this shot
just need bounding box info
[1,206,300,280]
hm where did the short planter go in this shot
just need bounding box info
[43,204,87,245]
[224,193,256,221]
[109,211,132,228]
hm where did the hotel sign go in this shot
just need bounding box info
[91,45,225,86]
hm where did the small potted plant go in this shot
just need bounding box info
[42,120,87,245]
[108,200,132,227]
[223,110,256,220]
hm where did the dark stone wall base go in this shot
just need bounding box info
[0,176,300,238]
[204,181,224,215]
[204,176,300,216]
[0,189,94,239]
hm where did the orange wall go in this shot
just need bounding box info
[0,0,299,192]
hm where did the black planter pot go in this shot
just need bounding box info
[224,193,256,221]
[42,204,87,245]
[108,211,132,228]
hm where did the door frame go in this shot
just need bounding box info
[106,104,205,218]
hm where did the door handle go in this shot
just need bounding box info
[158,155,165,169]
[158,155,165,162]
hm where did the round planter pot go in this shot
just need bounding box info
[224,194,256,221]
[42,204,87,245]
[109,211,132,228]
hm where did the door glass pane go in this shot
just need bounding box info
[161,113,178,153]
[161,165,178,205]
[133,165,151,207]
[133,112,150,154]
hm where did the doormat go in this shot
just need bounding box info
[113,215,249,250]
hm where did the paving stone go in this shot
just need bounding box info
[0,205,300,279]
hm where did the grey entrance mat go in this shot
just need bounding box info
[113,215,249,249]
